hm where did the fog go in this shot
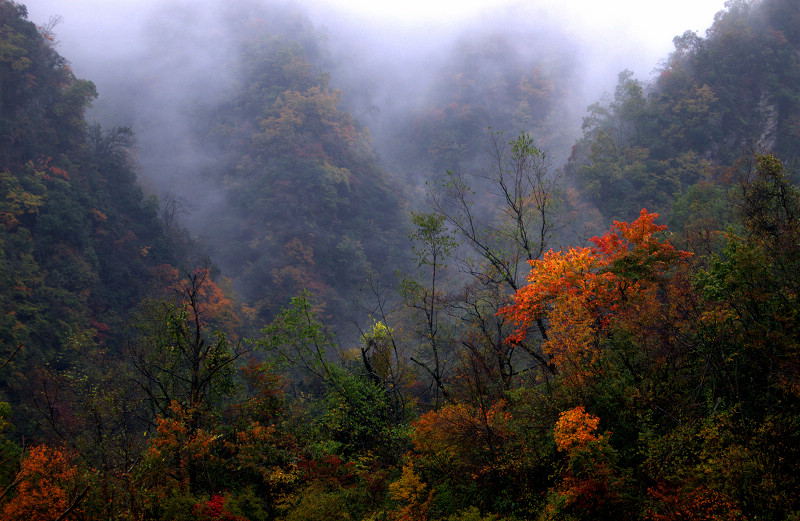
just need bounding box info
[21,0,725,250]
[307,0,723,90]
[25,0,724,95]
[23,0,723,180]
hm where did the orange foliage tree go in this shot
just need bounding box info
[541,406,632,519]
[141,400,220,496]
[408,400,531,513]
[1,444,89,521]
[552,405,603,453]
[500,209,691,388]
[412,401,512,475]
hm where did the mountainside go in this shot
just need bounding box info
[0,0,188,412]
[380,31,580,180]
[565,0,800,223]
[193,35,408,324]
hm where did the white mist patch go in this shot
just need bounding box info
[306,0,723,76]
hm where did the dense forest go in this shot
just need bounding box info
[2,0,800,519]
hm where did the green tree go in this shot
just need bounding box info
[261,292,406,456]
[402,211,458,406]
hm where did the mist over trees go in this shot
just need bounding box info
[3,0,800,519]
[192,32,408,324]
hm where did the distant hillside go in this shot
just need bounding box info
[382,30,579,182]
[193,33,409,324]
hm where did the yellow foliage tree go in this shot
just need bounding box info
[387,461,432,521]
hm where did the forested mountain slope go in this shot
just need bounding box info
[53,1,413,327]
[565,0,800,223]
[0,4,250,515]
[0,1,188,397]
[194,35,408,324]
[380,31,579,180]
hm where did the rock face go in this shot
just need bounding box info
[757,93,778,151]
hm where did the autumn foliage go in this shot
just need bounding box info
[1,445,87,521]
[155,265,241,331]
[500,209,691,384]
[386,461,433,521]
[193,495,248,521]
[646,483,744,521]
[552,406,603,453]
[4,0,800,519]
[144,401,219,494]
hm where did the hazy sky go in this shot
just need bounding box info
[23,0,729,106]
[313,0,723,31]
[309,0,724,53]
[26,0,725,69]
[322,0,726,74]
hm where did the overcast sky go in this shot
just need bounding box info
[309,0,723,35]
[25,0,726,79]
